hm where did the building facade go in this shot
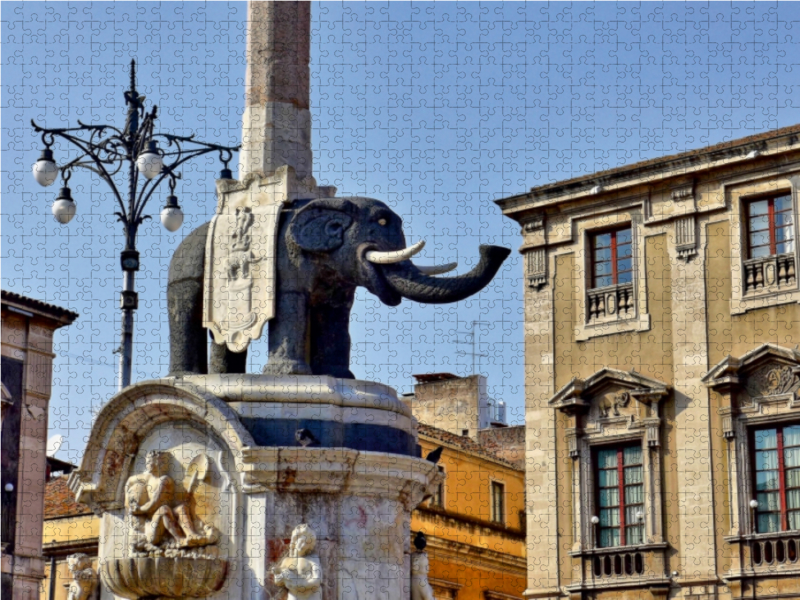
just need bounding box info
[497,124,800,600]
[2,291,77,600]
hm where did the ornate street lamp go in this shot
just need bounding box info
[31,59,239,391]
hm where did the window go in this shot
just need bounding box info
[590,227,633,289]
[753,424,800,533]
[746,195,794,259]
[595,445,644,547]
[430,466,445,508]
[490,481,505,524]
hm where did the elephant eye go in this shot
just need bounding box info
[378,218,388,226]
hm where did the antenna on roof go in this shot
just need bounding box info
[456,320,489,374]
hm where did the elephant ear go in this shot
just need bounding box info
[289,201,355,253]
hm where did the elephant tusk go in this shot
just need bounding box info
[414,262,458,275]
[366,240,426,264]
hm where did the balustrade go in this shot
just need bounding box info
[743,253,796,293]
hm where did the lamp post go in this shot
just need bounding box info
[31,59,239,391]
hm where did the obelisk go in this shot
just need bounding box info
[240,1,312,180]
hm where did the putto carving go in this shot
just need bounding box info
[124,451,219,558]
[66,553,97,600]
[745,364,799,398]
[271,524,322,600]
[410,532,435,600]
[599,390,631,418]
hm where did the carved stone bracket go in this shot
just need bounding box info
[670,181,695,202]
[674,215,698,261]
[525,248,548,289]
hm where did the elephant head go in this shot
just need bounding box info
[285,196,511,306]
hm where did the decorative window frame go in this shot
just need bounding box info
[703,344,800,580]
[573,209,650,342]
[729,175,800,315]
[549,369,671,590]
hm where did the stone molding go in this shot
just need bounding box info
[241,447,439,510]
[422,533,527,576]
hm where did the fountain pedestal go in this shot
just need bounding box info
[69,375,439,600]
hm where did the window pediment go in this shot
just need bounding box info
[549,369,670,417]
[704,344,800,411]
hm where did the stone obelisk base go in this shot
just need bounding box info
[70,375,438,600]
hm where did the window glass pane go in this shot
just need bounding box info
[789,511,800,531]
[594,248,612,263]
[625,505,643,525]
[594,233,611,249]
[749,200,770,216]
[749,215,770,232]
[617,243,632,258]
[599,488,619,508]
[617,258,632,274]
[776,226,794,242]
[749,231,770,248]
[597,449,618,469]
[775,195,793,212]
[595,275,613,288]
[625,484,643,505]
[777,241,795,254]
[600,528,620,548]
[786,469,800,489]
[775,212,794,227]
[787,489,800,510]
[757,470,780,491]
[626,526,644,545]
[616,228,632,244]
[623,446,642,465]
[617,271,633,285]
[785,426,800,447]
[755,429,778,450]
[751,245,772,259]
[758,513,780,533]
[600,508,620,527]
[786,447,800,469]
[756,450,779,470]
[598,468,618,487]
[624,466,643,485]
[594,261,612,276]
[757,491,781,511]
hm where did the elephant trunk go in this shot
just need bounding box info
[380,245,511,304]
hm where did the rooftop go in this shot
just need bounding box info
[1,289,78,325]
[417,422,522,471]
[44,476,92,520]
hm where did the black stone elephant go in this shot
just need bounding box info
[167,196,511,379]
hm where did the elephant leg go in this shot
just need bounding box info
[167,279,207,376]
[209,338,247,374]
[310,302,355,379]
[263,291,313,376]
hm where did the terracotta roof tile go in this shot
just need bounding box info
[417,423,522,471]
[1,290,78,322]
[44,476,92,519]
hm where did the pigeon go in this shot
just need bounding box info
[425,446,443,464]
[413,531,427,551]
[295,428,318,447]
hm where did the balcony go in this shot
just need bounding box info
[587,282,634,323]
[743,253,796,294]
[568,543,670,592]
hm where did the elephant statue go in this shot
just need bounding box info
[167,196,511,379]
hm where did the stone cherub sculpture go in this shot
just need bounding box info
[270,524,322,600]
[124,451,219,557]
[410,532,434,600]
[66,553,97,600]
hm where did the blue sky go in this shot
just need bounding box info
[3,2,800,463]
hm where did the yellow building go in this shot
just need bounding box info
[497,124,800,600]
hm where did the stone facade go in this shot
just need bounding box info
[1,290,77,600]
[496,123,800,600]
